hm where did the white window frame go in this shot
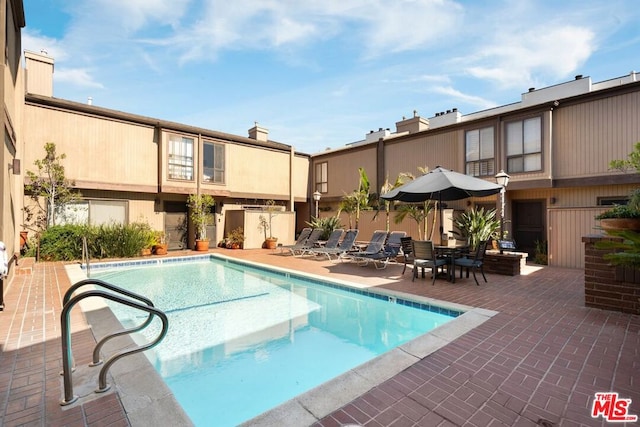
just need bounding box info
[465,126,495,177]
[315,162,328,193]
[203,141,225,184]
[168,135,194,181]
[506,116,542,173]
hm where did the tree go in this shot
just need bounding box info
[378,174,404,232]
[23,143,80,232]
[338,167,371,229]
[392,166,435,239]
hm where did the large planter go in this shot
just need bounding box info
[600,218,640,232]
[154,244,168,255]
[195,240,210,251]
[264,237,278,249]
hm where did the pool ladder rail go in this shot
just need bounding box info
[60,278,169,406]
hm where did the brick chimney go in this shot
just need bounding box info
[24,50,54,97]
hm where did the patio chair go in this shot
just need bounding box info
[400,236,413,274]
[453,240,489,286]
[279,227,312,255]
[350,230,389,264]
[313,229,359,261]
[304,228,344,257]
[412,240,449,285]
[290,228,324,257]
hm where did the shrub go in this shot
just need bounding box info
[306,216,343,240]
[32,222,155,261]
[595,204,640,219]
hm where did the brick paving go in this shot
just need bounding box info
[0,250,638,426]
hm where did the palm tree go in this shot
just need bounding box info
[338,167,371,229]
[392,166,435,239]
[379,174,404,232]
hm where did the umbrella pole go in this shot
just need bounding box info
[439,194,444,244]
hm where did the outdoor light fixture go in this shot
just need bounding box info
[312,191,321,218]
[495,170,510,252]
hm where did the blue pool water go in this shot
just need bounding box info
[93,256,459,426]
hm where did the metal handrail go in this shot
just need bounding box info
[82,236,90,277]
[60,280,168,406]
[63,279,156,366]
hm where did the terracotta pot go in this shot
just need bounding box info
[195,240,210,251]
[141,248,152,256]
[154,244,168,255]
[20,231,28,248]
[600,218,640,232]
[265,238,278,249]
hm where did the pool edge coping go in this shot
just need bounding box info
[65,255,498,427]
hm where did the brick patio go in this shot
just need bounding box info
[0,250,638,426]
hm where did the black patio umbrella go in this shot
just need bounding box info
[380,166,503,237]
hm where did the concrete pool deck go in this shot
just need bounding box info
[0,249,638,426]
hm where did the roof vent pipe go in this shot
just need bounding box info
[528,87,535,92]
[575,74,583,80]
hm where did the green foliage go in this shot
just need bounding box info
[35,222,157,261]
[258,200,279,239]
[452,207,501,251]
[227,227,245,245]
[306,216,344,240]
[595,204,640,219]
[23,142,81,232]
[609,141,640,173]
[338,167,371,229]
[394,204,431,240]
[594,230,640,267]
[187,194,215,240]
[534,240,548,265]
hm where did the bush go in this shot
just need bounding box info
[32,222,156,261]
[306,216,344,240]
[595,204,640,219]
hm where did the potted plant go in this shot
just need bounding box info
[452,207,501,252]
[226,227,245,249]
[596,190,640,232]
[187,193,215,251]
[596,143,640,232]
[154,231,168,255]
[259,200,279,249]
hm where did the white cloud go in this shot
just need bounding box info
[55,68,105,89]
[431,85,497,110]
[22,31,68,61]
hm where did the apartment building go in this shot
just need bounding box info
[310,72,640,268]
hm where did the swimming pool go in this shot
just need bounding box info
[88,255,462,426]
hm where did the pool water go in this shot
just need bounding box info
[94,257,458,426]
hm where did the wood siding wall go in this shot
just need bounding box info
[24,105,158,191]
[553,91,640,179]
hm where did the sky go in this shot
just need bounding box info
[22,0,640,154]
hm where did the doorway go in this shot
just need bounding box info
[164,202,188,250]
[512,200,545,259]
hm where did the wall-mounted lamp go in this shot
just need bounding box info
[550,197,556,205]
[8,158,20,175]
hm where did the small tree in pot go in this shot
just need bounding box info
[187,193,215,251]
[259,200,280,249]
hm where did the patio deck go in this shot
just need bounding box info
[0,249,638,426]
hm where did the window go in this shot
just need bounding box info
[58,200,127,226]
[315,162,328,193]
[465,127,495,177]
[168,135,194,180]
[203,141,225,184]
[506,116,542,173]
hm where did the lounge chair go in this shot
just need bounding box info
[412,240,449,285]
[349,230,388,264]
[303,228,343,257]
[290,228,324,256]
[280,227,312,255]
[312,229,359,261]
[355,231,407,269]
[453,240,489,285]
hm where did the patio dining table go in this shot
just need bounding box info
[434,243,470,283]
